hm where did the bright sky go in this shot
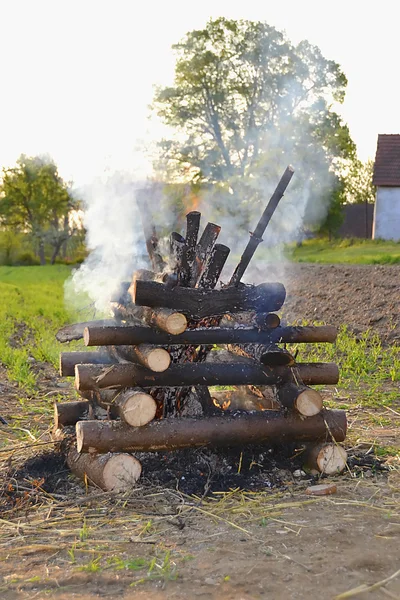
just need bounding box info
[1,0,400,186]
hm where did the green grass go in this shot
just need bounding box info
[286,238,400,264]
[0,265,83,391]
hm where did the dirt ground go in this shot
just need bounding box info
[0,263,400,600]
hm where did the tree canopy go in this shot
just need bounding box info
[153,18,356,239]
[0,155,81,264]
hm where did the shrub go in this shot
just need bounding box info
[14,252,41,266]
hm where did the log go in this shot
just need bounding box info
[54,400,116,427]
[60,351,116,377]
[74,361,339,391]
[67,446,142,491]
[179,211,201,286]
[190,222,221,285]
[54,400,90,428]
[277,382,323,417]
[76,409,347,454]
[196,243,230,289]
[255,313,281,330]
[114,388,157,427]
[56,320,118,343]
[131,280,286,319]
[305,442,348,475]
[229,166,294,285]
[83,324,337,347]
[146,308,187,335]
[227,344,295,367]
[131,344,171,372]
[170,232,186,271]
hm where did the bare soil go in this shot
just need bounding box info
[0,263,400,600]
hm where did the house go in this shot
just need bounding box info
[372,134,400,240]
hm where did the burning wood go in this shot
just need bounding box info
[55,166,348,490]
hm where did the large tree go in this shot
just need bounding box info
[0,155,81,264]
[153,18,355,240]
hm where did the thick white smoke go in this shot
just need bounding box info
[65,172,150,315]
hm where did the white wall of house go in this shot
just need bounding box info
[373,187,400,240]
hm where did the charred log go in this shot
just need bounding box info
[131,280,286,319]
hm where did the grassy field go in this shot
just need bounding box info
[286,238,400,264]
[0,265,400,598]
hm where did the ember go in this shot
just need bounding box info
[55,167,348,491]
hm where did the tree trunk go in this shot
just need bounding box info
[304,442,348,475]
[38,240,46,265]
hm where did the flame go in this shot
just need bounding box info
[212,395,232,410]
[186,191,200,213]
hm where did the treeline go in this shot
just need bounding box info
[0,155,85,266]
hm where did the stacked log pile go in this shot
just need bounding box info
[55,167,348,491]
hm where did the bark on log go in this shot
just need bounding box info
[56,320,118,343]
[227,343,295,367]
[83,324,337,347]
[54,400,116,427]
[190,222,221,286]
[74,361,339,391]
[76,408,347,454]
[131,280,286,319]
[304,442,348,475]
[277,382,323,417]
[114,388,157,427]
[54,401,90,428]
[60,351,116,377]
[67,446,142,491]
[130,344,171,372]
[196,243,230,289]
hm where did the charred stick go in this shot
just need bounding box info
[83,324,337,347]
[74,361,339,391]
[190,222,221,286]
[196,243,230,289]
[131,280,286,319]
[227,344,295,367]
[76,409,347,454]
[229,166,295,286]
[136,190,165,272]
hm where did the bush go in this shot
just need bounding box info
[14,252,41,266]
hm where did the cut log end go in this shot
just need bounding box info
[295,388,324,417]
[133,345,171,372]
[102,454,142,491]
[164,312,187,335]
[116,389,157,427]
[306,443,348,475]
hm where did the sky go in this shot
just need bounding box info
[1,0,400,186]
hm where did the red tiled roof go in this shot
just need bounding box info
[373,134,400,186]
